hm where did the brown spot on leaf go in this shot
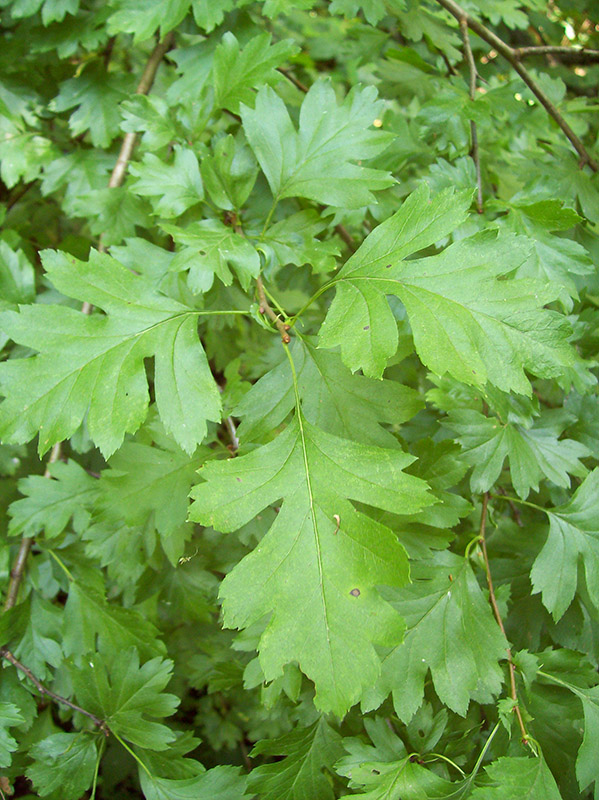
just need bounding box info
[363,325,370,330]
[350,588,361,597]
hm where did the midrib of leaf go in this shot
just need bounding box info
[283,344,336,691]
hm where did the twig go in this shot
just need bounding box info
[256,276,291,343]
[434,0,599,171]
[0,646,108,733]
[216,384,240,454]
[335,223,356,251]
[82,31,175,316]
[478,493,529,745]
[459,19,483,213]
[277,67,309,94]
[106,32,175,192]
[3,442,62,611]
[513,45,599,64]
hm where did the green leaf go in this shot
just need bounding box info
[213,32,298,113]
[63,583,165,661]
[0,702,25,769]
[320,183,472,377]
[120,94,180,151]
[235,338,423,447]
[163,219,260,292]
[50,65,129,147]
[139,765,247,800]
[190,410,433,716]
[0,594,63,680]
[258,210,340,274]
[8,459,98,538]
[321,190,577,390]
[191,0,234,31]
[96,426,204,561]
[129,146,204,218]
[0,241,35,311]
[70,185,151,245]
[200,134,258,211]
[338,755,452,800]
[107,0,190,42]
[364,552,506,721]
[0,249,221,457]
[241,80,395,208]
[469,756,562,799]
[446,409,589,499]
[27,732,97,799]
[69,647,178,750]
[531,469,599,621]
[330,0,388,26]
[247,717,344,800]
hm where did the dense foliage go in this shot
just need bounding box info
[1,0,598,797]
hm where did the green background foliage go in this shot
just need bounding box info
[0,0,598,797]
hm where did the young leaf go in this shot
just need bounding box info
[129,146,204,218]
[247,717,344,800]
[200,134,258,211]
[0,703,25,769]
[446,409,589,499]
[163,219,260,292]
[338,756,452,800]
[0,594,63,680]
[0,249,221,457]
[27,732,97,800]
[469,756,563,800]
[212,32,299,113]
[107,0,191,43]
[50,65,130,147]
[531,469,599,621]
[96,430,204,543]
[8,459,98,538]
[190,411,434,716]
[69,647,178,750]
[63,583,165,661]
[241,80,395,208]
[364,551,506,722]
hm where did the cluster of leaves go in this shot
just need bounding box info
[1,0,598,797]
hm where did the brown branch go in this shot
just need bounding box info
[3,442,62,611]
[81,32,176,317]
[459,19,483,213]
[256,276,291,344]
[335,223,357,251]
[277,67,309,94]
[478,493,529,745]
[0,646,108,734]
[513,45,599,64]
[434,0,599,171]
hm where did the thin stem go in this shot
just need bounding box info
[433,0,598,170]
[3,442,62,611]
[490,493,545,513]
[46,548,76,582]
[459,18,483,213]
[256,276,291,343]
[277,66,309,93]
[0,647,108,732]
[288,279,339,325]
[478,493,529,746]
[112,731,153,779]
[90,737,105,799]
[260,199,279,239]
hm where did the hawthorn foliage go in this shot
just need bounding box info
[0,0,598,797]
